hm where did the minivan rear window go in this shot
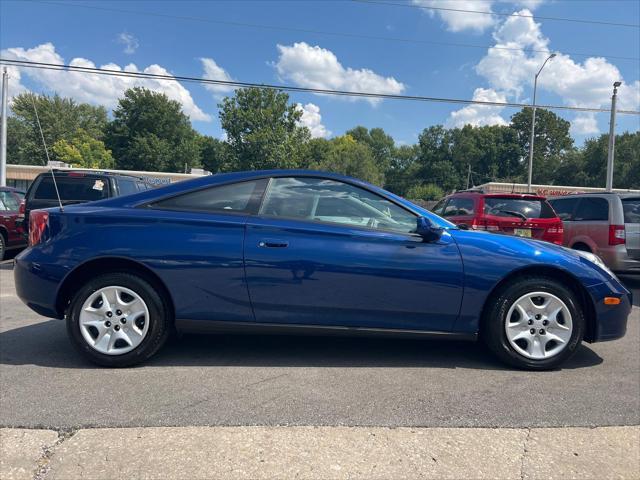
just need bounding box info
[484,197,556,219]
[622,198,640,224]
[34,176,109,202]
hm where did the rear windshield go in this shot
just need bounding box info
[34,176,109,202]
[483,197,556,219]
[622,198,640,224]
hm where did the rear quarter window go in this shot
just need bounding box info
[622,198,640,223]
[573,197,609,221]
[33,176,110,202]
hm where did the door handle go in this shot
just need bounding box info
[258,240,289,248]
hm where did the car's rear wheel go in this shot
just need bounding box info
[67,272,171,367]
[483,276,584,370]
[0,233,5,261]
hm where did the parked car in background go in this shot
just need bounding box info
[0,187,26,260]
[431,190,564,245]
[19,170,153,236]
[549,193,640,273]
[14,170,631,370]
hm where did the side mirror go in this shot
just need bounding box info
[416,216,443,242]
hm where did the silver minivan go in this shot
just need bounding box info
[549,193,640,273]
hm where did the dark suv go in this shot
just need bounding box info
[20,170,152,235]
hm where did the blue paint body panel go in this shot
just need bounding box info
[14,170,631,343]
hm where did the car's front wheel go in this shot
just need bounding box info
[483,276,585,370]
[67,272,171,367]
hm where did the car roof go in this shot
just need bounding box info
[37,170,146,181]
[448,191,546,200]
[0,186,24,193]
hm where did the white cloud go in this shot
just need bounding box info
[571,113,599,136]
[412,1,545,33]
[1,43,211,121]
[296,103,331,138]
[454,9,640,133]
[200,57,235,95]
[412,0,496,33]
[274,42,405,105]
[447,88,508,127]
[117,33,139,55]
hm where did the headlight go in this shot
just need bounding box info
[574,250,616,277]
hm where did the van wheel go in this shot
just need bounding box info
[66,272,171,367]
[572,243,591,253]
[482,276,584,370]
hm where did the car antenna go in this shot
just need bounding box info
[30,94,63,211]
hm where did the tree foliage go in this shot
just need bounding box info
[7,93,107,165]
[105,87,201,172]
[5,87,639,193]
[52,129,114,169]
[218,88,310,171]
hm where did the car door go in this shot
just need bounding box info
[244,176,464,332]
[622,197,640,260]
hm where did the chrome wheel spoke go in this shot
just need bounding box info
[527,337,546,358]
[79,285,150,356]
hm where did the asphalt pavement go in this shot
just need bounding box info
[1,259,638,430]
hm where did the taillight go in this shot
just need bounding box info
[609,225,625,245]
[17,199,25,220]
[29,210,49,246]
[544,221,564,245]
[470,218,499,231]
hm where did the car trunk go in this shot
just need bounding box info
[622,197,640,260]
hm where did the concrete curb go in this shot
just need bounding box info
[2,425,638,480]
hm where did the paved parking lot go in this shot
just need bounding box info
[1,258,638,430]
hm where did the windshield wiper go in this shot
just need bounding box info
[498,210,527,221]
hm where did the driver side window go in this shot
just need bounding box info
[260,177,417,234]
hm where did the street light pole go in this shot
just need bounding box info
[0,68,8,187]
[527,53,555,193]
[605,81,621,192]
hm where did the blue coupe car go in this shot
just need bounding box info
[14,170,631,369]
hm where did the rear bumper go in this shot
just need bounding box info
[14,249,67,319]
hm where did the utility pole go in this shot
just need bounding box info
[606,81,621,192]
[0,68,8,187]
[527,53,555,193]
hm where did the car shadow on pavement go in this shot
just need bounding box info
[0,319,604,371]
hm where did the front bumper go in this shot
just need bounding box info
[587,276,633,342]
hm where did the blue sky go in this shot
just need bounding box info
[1,0,639,145]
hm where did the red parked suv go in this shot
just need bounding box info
[0,186,27,260]
[432,190,564,245]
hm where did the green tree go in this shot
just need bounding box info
[510,108,573,184]
[346,126,395,173]
[105,87,201,172]
[199,135,232,173]
[8,93,108,165]
[309,135,383,185]
[406,183,444,201]
[384,144,420,196]
[580,131,640,189]
[51,129,114,168]
[219,88,309,171]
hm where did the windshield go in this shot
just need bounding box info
[483,197,556,219]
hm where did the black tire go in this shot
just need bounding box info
[482,276,585,370]
[0,233,5,261]
[66,272,171,367]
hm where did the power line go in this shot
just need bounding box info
[30,1,640,62]
[2,58,638,115]
[354,0,640,28]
